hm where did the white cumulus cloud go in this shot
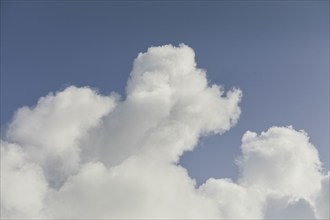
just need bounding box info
[1,44,328,219]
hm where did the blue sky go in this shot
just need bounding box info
[1,0,329,186]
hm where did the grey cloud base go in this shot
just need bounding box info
[1,44,329,219]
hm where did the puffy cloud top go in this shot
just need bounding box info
[239,126,322,199]
[1,44,328,219]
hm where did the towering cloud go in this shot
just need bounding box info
[1,44,328,219]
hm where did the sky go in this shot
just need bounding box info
[0,1,329,219]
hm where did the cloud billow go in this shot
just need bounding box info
[1,44,328,219]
